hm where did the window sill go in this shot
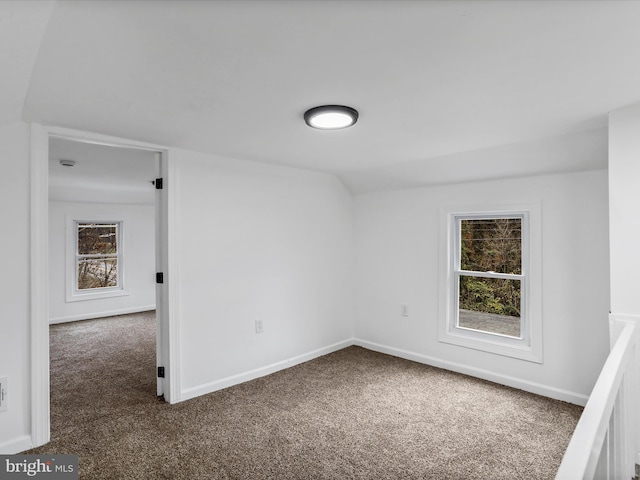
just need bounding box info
[438,328,542,363]
[66,289,129,303]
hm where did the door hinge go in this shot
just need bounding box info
[156,272,164,284]
[155,177,163,190]
[157,366,165,378]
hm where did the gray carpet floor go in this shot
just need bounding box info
[27,312,582,479]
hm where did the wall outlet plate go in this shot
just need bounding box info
[255,319,264,333]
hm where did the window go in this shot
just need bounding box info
[66,217,128,302]
[76,222,120,291]
[457,217,523,337]
[439,204,542,363]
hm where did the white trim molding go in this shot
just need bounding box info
[438,202,543,363]
[180,336,586,408]
[29,123,176,448]
[46,126,168,153]
[65,216,128,302]
[49,306,156,325]
[0,435,34,455]
[30,122,50,449]
[354,339,587,406]
[181,340,353,402]
[159,149,181,404]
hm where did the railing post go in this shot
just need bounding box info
[556,317,638,479]
[610,314,640,472]
[633,334,640,469]
[624,320,640,469]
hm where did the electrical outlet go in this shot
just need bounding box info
[400,304,409,317]
[255,319,264,334]
[0,377,7,412]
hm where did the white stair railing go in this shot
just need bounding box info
[556,315,639,480]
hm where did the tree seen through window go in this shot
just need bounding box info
[457,217,522,337]
[76,223,119,290]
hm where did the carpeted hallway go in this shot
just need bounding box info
[27,312,582,479]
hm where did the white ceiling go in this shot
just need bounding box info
[49,137,156,204]
[8,1,640,192]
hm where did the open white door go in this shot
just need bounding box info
[155,152,164,397]
[154,149,175,402]
[153,149,179,404]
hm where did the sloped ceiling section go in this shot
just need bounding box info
[19,1,640,189]
[341,127,609,194]
[0,0,54,125]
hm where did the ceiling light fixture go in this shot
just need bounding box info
[304,105,358,130]
[59,159,76,167]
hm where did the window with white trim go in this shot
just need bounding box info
[66,217,128,302]
[439,204,542,363]
[76,222,121,291]
[457,216,524,337]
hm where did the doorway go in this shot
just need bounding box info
[30,125,175,448]
[48,136,160,389]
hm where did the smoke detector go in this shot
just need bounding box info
[59,159,77,167]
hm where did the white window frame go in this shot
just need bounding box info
[438,202,542,363]
[65,216,129,302]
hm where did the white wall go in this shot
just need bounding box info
[609,103,640,316]
[608,102,640,468]
[172,149,355,399]
[354,170,610,404]
[0,122,31,452]
[0,119,612,454]
[48,200,156,323]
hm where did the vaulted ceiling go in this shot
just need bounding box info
[5,1,640,192]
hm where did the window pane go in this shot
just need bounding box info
[460,218,521,274]
[77,258,118,290]
[77,224,118,255]
[458,276,521,337]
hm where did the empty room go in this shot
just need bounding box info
[1,1,640,479]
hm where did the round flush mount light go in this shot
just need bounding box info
[59,159,77,167]
[304,105,358,130]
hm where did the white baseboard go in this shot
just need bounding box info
[354,339,589,406]
[180,339,353,402]
[0,435,33,454]
[49,305,156,324]
[180,338,588,406]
